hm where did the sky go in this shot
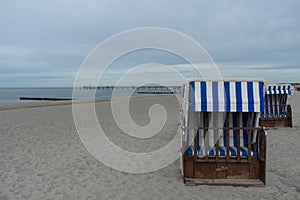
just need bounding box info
[0,0,300,87]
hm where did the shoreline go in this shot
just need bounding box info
[0,94,179,111]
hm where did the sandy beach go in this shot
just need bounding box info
[0,94,299,200]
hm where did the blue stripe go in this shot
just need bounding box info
[212,82,218,112]
[229,147,237,156]
[224,82,230,112]
[240,148,248,156]
[223,117,227,146]
[232,113,237,147]
[197,129,200,152]
[273,85,277,94]
[190,82,195,111]
[242,113,248,146]
[247,82,254,112]
[209,149,215,156]
[252,151,258,157]
[266,85,291,95]
[259,82,264,112]
[282,85,286,95]
[267,86,271,94]
[187,147,193,156]
[235,82,242,112]
[219,147,225,156]
[200,82,207,112]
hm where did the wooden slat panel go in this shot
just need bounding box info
[194,162,217,178]
[227,163,249,179]
[184,157,194,178]
[249,158,260,179]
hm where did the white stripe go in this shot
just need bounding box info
[239,113,244,146]
[199,112,204,148]
[241,82,248,111]
[229,82,236,112]
[253,82,260,112]
[218,82,225,111]
[208,113,214,147]
[252,114,259,143]
[206,82,213,111]
[271,95,275,117]
[195,82,201,111]
[217,113,225,145]
[229,113,234,146]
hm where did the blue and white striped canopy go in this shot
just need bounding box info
[266,84,292,95]
[189,80,264,112]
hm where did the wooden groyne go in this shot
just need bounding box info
[20,97,73,101]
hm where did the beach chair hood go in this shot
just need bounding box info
[266,84,295,95]
[187,79,265,113]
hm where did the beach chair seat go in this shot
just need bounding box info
[187,146,258,157]
[180,79,266,186]
[185,112,260,157]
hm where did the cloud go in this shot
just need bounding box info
[0,0,299,86]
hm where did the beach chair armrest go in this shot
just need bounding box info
[258,129,267,160]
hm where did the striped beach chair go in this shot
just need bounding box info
[180,79,266,186]
[260,84,294,127]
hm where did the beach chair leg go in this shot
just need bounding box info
[285,105,293,127]
[259,130,267,184]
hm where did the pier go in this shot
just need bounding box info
[81,85,181,93]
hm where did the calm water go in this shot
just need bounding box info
[0,87,178,105]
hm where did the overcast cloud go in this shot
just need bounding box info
[0,0,299,86]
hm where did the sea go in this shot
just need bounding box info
[0,87,179,105]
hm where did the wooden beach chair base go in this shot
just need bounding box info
[183,158,266,187]
[182,130,266,187]
[184,178,265,187]
[260,105,293,128]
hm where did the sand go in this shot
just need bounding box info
[0,94,299,200]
